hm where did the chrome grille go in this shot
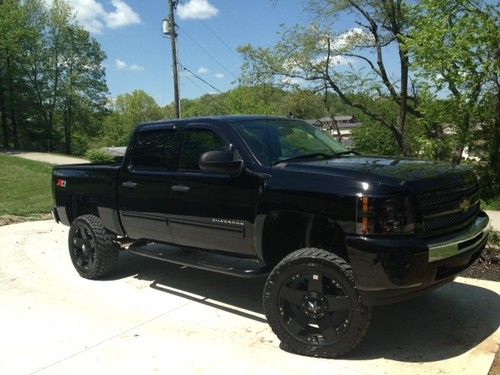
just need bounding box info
[418,184,480,236]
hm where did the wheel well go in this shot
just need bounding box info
[66,194,99,223]
[261,211,347,267]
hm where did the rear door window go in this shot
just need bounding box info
[131,129,177,170]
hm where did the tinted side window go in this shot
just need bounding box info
[179,129,226,170]
[131,129,177,170]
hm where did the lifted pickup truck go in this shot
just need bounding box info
[52,116,490,358]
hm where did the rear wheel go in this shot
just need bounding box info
[68,215,119,279]
[263,248,370,358]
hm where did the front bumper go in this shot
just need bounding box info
[346,211,490,305]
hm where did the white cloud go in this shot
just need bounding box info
[44,0,141,33]
[197,66,209,74]
[106,0,141,29]
[214,73,224,79]
[331,28,374,51]
[129,64,144,71]
[115,59,127,70]
[115,59,144,71]
[177,0,219,20]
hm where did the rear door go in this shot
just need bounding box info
[167,123,259,255]
[118,125,179,243]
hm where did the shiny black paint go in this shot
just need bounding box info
[52,116,486,304]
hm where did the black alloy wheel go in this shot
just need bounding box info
[68,215,119,279]
[263,248,371,358]
[278,270,352,345]
[71,224,97,271]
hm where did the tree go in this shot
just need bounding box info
[352,121,400,156]
[224,85,287,115]
[280,90,326,119]
[239,0,420,156]
[0,0,108,153]
[180,93,230,117]
[99,90,163,146]
[406,0,499,169]
[0,0,34,149]
[59,25,108,154]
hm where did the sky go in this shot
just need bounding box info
[59,0,399,106]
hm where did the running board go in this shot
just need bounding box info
[128,244,270,278]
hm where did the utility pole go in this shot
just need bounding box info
[163,0,181,118]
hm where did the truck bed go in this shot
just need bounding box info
[52,163,124,235]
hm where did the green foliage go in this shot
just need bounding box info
[464,159,500,203]
[0,154,52,216]
[238,1,418,156]
[95,85,332,147]
[85,148,115,164]
[0,0,108,154]
[280,90,325,119]
[98,90,163,147]
[224,85,286,115]
[406,0,499,166]
[351,121,401,156]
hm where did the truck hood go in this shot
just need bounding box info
[279,156,476,191]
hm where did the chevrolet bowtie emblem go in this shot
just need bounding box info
[459,198,471,212]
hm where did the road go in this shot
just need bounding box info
[0,220,499,375]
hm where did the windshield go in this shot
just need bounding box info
[232,119,348,166]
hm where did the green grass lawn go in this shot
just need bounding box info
[483,197,500,211]
[0,154,53,217]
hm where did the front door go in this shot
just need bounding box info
[168,123,259,256]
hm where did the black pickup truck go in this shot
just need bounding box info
[52,116,490,357]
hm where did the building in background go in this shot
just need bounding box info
[306,115,361,148]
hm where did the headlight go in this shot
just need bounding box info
[356,196,415,235]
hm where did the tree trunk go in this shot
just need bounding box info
[491,87,500,181]
[0,73,9,149]
[397,47,410,156]
[64,99,72,154]
[6,57,19,149]
[322,83,342,142]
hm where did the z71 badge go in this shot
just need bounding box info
[56,179,67,188]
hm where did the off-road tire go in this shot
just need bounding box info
[68,214,119,279]
[263,248,371,358]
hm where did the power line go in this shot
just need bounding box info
[183,3,242,60]
[177,24,237,79]
[182,71,207,92]
[179,63,224,93]
[181,69,231,114]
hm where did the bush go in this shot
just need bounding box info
[85,148,115,164]
[463,159,500,204]
[351,122,401,156]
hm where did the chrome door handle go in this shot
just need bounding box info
[171,185,190,192]
[122,181,138,188]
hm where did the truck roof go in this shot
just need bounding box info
[138,115,294,128]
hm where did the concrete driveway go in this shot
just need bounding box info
[2,151,88,165]
[1,221,498,375]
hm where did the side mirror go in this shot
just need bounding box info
[199,150,244,175]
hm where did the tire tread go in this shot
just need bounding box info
[263,247,370,358]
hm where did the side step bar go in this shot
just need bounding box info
[128,244,270,278]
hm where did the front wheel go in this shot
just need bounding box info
[68,214,119,279]
[263,248,371,358]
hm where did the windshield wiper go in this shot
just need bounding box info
[273,152,334,166]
